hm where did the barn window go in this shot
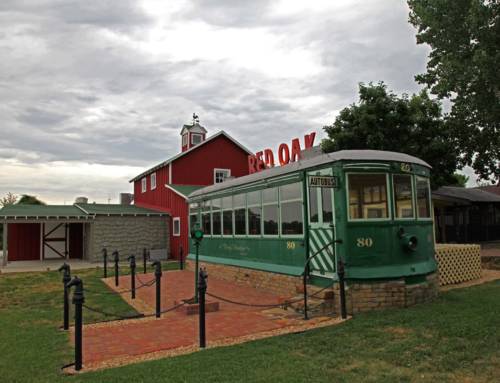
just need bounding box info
[173,217,180,236]
[151,172,157,190]
[141,178,147,193]
[214,169,231,184]
[191,133,203,145]
[348,174,389,220]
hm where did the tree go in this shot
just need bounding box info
[408,0,500,183]
[321,82,459,189]
[451,173,469,187]
[0,192,17,207]
[16,195,45,205]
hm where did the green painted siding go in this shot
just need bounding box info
[188,158,437,284]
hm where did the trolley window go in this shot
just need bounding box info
[280,182,303,235]
[222,196,233,236]
[234,193,246,235]
[348,174,389,220]
[201,201,211,235]
[393,175,414,218]
[247,190,261,236]
[189,203,199,234]
[263,187,278,235]
[212,199,222,235]
[416,176,431,218]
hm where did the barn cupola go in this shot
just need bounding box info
[180,113,207,152]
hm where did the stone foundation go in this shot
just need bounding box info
[346,272,439,315]
[187,260,439,315]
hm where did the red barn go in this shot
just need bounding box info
[130,119,251,259]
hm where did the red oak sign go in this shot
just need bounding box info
[248,132,316,174]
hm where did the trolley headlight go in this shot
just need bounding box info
[397,227,418,252]
[400,234,418,252]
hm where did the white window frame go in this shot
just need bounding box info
[173,217,181,237]
[191,133,203,145]
[214,168,231,184]
[150,172,157,190]
[141,177,147,193]
[182,134,188,147]
[279,182,304,238]
[415,176,433,220]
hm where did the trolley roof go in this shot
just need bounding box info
[189,149,431,199]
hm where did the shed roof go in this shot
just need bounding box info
[433,186,500,203]
[166,184,205,199]
[0,203,167,220]
[189,149,431,199]
[130,130,252,182]
[0,204,89,219]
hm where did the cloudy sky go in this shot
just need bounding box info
[0,0,471,204]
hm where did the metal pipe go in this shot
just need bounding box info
[152,261,162,318]
[102,248,107,278]
[67,276,84,371]
[113,251,119,287]
[338,258,347,319]
[198,268,207,348]
[58,263,71,330]
[128,255,136,299]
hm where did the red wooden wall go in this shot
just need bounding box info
[172,135,249,185]
[7,223,40,261]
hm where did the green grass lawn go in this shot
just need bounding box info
[1,268,499,383]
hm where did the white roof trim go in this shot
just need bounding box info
[130,130,253,182]
[165,184,188,200]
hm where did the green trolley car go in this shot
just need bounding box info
[188,149,437,290]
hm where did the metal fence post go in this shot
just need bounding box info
[338,258,347,319]
[303,263,309,320]
[102,248,108,278]
[113,251,119,287]
[152,261,162,318]
[143,248,147,274]
[128,255,136,299]
[58,263,71,330]
[179,245,184,270]
[67,276,84,371]
[198,268,207,348]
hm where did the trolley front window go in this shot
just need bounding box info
[234,193,246,235]
[263,187,278,235]
[348,174,389,220]
[393,175,414,218]
[202,202,211,235]
[212,199,221,235]
[416,176,431,218]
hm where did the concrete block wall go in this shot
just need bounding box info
[85,216,169,262]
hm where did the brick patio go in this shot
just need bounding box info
[75,270,336,370]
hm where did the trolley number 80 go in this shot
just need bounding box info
[356,237,373,248]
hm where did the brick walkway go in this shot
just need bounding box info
[77,270,309,368]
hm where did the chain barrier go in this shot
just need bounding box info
[83,277,156,295]
[82,304,145,320]
[205,282,334,308]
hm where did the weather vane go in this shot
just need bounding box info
[192,113,199,125]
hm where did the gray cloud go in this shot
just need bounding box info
[0,0,434,203]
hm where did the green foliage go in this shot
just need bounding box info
[17,194,46,205]
[321,82,459,189]
[0,192,17,207]
[408,0,500,183]
[451,173,469,187]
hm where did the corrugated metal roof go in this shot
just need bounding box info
[433,186,500,203]
[0,203,167,220]
[189,149,431,199]
[129,130,252,182]
[0,204,89,219]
